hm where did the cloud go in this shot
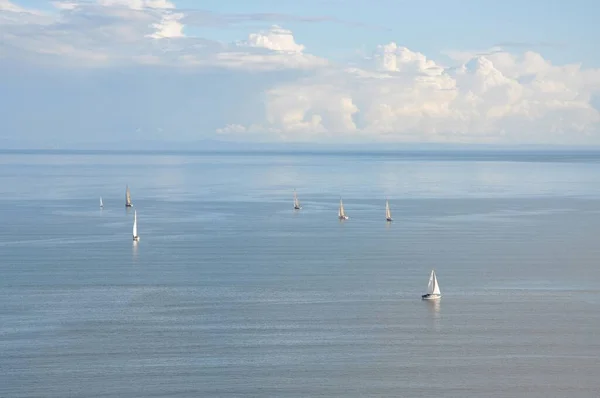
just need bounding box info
[0,0,182,66]
[373,43,444,75]
[1,1,600,145]
[224,45,600,144]
[146,11,184,39]
[1,0,51,24]
[241,25,305,53]
[0,0,22,11]
[0,1,327,70]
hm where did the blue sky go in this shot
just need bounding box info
[1,0,600,147]
[158,0,599,66]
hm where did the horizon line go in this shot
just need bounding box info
[4,147,600,155]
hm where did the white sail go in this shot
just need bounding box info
[385,200,391,220]
[100,197,103,208]
[432,272,441,295]
[427,270,441,295]
[338,199,345,217]
[125,185,132,207]
[132,210,138,239]
[294,190,300,209]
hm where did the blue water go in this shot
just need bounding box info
[1,150,600,397]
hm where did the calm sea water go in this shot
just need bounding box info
[2,150,600,397]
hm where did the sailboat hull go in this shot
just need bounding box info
[421,294,441,300]
[339,215,348,220]
[133,236,139,241]
[294,206,302,210]
[386,218,392,222]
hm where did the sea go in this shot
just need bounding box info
[1,149,600,397]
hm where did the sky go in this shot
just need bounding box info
[1,0,600,148]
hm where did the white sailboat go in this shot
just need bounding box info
[100,197,104,208]
[422,269,441,300]
[385,199,392,222]
[125,185,133,207]
[293,190,302,210]
[338,198,349,220]
[132,210,140,241]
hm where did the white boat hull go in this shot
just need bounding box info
[421,294,441,300]
[339,216,348,220]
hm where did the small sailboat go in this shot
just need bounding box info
[338,198,349,220]
[422,270,441,300]
[125,185,133,207]
[293,189,302,210]
[385,199,392,222]
[132,210,140,241]
[100,197,104,208]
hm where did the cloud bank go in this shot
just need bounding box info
[2,0,600,146]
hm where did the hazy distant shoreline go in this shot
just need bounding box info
[3,146,600,164]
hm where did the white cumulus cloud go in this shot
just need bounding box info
[242,25,305,53]
[146,11,184,39]
[228,43,600,144]
[374,42,442,76]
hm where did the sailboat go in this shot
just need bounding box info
[125,185,133,207]
[132,210,140,241]
[338,198,349,220]
[422,270,441,300]
[293,189,302,210]
[385,199,392,222]
[100,197,104,208]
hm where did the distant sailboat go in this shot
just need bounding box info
[293,189,302,210]
[422,270,441,300]
[338,198,349,220]
[125,185,133,207]
[132,210,140,241]
[100,197,104,208]
[385,199,392,222]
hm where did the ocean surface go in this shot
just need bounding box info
[2,150,600,397]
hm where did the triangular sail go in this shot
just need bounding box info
[125,186,132,206]
[385,200,391,219]
[294,190,300,208]
[339,199,345,217]
[432,271,441,295]
[100,197,103,207]
[133,210,138,238]
[427,270,441,295]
